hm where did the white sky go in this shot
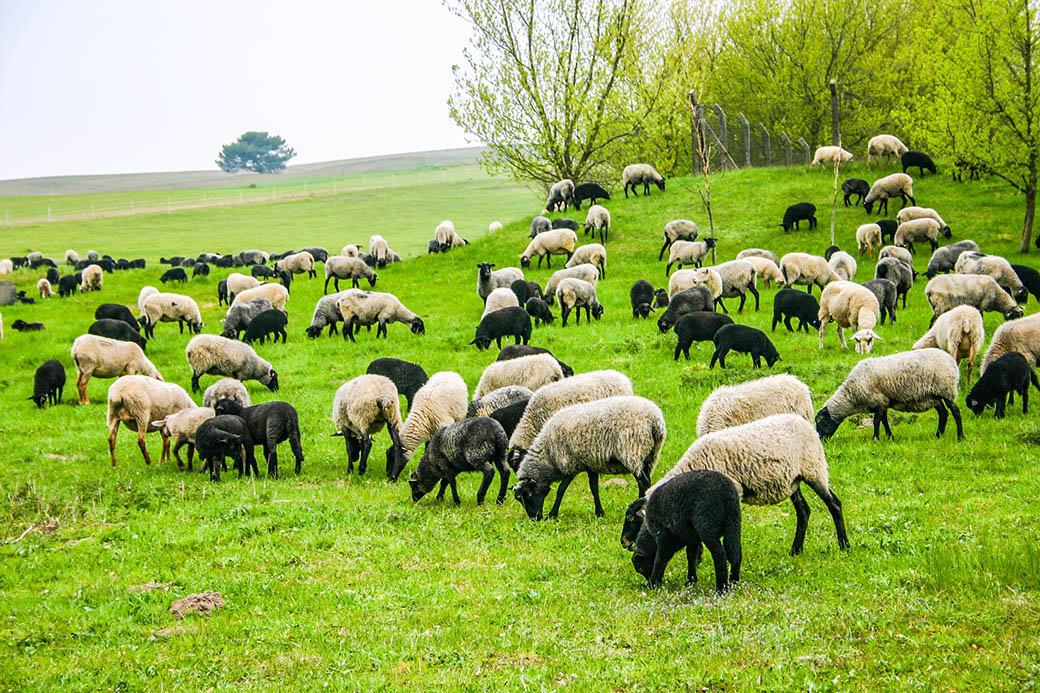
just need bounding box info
[0,1,476,180]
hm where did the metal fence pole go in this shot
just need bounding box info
[737,114,751,167]
[796,137,811,166]
[780,133,792,166]
[758,124,772,166]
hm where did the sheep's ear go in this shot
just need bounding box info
[151,419,165,428]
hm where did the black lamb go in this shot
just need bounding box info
[657,285,714,333]
[301,247,328,263]
[366,357,428,411]
[571,182,610,210]
[496,344,573,377]
[31,258,58,270]
[94,303,139,332]
[1011,264,1040,303]
[89,319,147,351]
[212,399,304,478]
[824,245,840,261]
[217,279,229,306]
[242,309,289,344]
[653,289,670,309]
[525,297,555,325]
[862,278,898,324]
[46,267,60,284]
[629,470,742,593]
[408,417,511,506]
[11,320,45,332]
[489,398,531,438]
[251,264,277,279]
[966,352,1040,418]
[192,262,210,278]
[195,414,256,481]
[58,275,78,297]
[709,324,781,369]
[116,259,130,270]
[16,292,35,305]
[471,306,532,350]
[31,359,65,408]
[427,239,440,254]
[160,267,187,283]
[673,312,734,360]
[630,279,655,318]
[510,279,543,305]
[129,258,146,269]
[771,288,821,333]
[901,151,937,177]
[875,258,913,308]
[781,202,816,232]
[877,219,899,244]
[842,178,870,207]
[551,218,579,231]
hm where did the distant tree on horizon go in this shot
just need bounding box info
[216,132,296,174]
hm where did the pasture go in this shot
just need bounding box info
[1,164,1038,690]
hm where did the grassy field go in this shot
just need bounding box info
[1,163,1039,690]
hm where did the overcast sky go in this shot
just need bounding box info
[0,1,476,180]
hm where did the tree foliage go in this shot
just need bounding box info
[216,131,296,174]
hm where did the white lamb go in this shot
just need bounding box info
[866,134,908,169]
[818,280,881,354]
[912,304,985,382]
[520,229,577,269]
[71,334,163,405]
[809,146,853,169]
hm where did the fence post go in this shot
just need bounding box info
[796,137,811,166]
[780,133,792,166]
[829,79,840,146]
[737,114,751,167]
[757,124,772,166]
[689,91,702,175]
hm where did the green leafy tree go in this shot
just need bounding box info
[216,131,296,174]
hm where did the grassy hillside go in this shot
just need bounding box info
[1,163,1038,690]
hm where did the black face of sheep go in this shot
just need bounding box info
[520,256,531,269]
[407,468,439,503]
[266,371,280,392]
[815,408,842,439]
[471,336,492,350]
[428,239,440,254]
[1003,306,1026,320]
[513,478,551,520]
[620,497,647,550]
[409,317,426,335]
[305,325,324,339]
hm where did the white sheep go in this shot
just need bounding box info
[866,134,909,169]
[202,378,252,408]
[912,304,985,382]
[864,173,915,215]
[583,205,610,243]
[336,289,424,341]
[736,248,779,266]
[894,218,943,253]
[0,259,12,276]
[332,374,404,475]
[473,353,564,399]
[828,251,858,282]
[467,385,534,418]
[779,252,841,294]
[669,267,721,299]
[65,249,81,266]
[696,374,815,436]
[546,179,575,211]
[925,274,1024,322]
[489,221,503,233]
[230,283,289,312]
[897,206,949,234]
[185,334,278,393]
[27,251,43,264]
[106,375,195,466]
[856,224,882,260]
[622,163,665,198]
[520,228,577,269]
[141,292,203,338]
[151,406,216,470]
[81,264,103,292]
[878,245,914,267]
[324,256,378,293]
[71,334,163,405]
[555,277,602,325]
[818,280,881,354]
[37,278,54,299]
[707,260,760,312]
[274,251,316,278]
[665,240,714,275]
[137,286,159,316]
[809,146,853,169]
[954,253,1028,302]
[390,371,468,479]
[742,255,785,288]
[482,287,520,319]
[565,243,607,278]
[659,219,699,261]
[543,264,599,305]
[341,244,361,258]
[981,313,1040,370]
[226,272,262,297]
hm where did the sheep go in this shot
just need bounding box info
[80,264,103,292]
[856,224,882,260]
[659,219,700,261]
[520,228,577,269]
[630,279,656,318]
[306,291,348,338]
[242,309,289,344]
[895,218,943,254]
[902,151,937,177]
[185,334,279,393]
[10,320,44,332]
[735,248,777,266]
[669,267,720,299]
[555,278,602,326]
[862,278,899,325]
[226,272,262,297]
[65,249,80,266]
[809,145,853,169]
[955,253,1028,302]
[409,417,511,505]
[779,252,841,294]
[507,370,633,470]
[926,240,981,279]
[30,359,66,408]
[193,415,255,481]
[488,221,503,233]
[897,206,949,234]
[665,239,715,275]
[772,287,821,333]
[866,134,909,169]
[141,293,203,339]
[160,268,188,284]
[366,357,428,411]
[528,216,551,238]
[509,279,543,306]
[151,406,217,470]
[202,378,251,409]
[274,251,316,279]
[367,235,391,268]
[105,375,196,466]
[629,470,742,592]
[221,298,274,339]
[545,179,575,212]
[89,319,147,351]
[673,312,734,360]
[543,264,599,305]
[473,353,564,400]
[467,385,534,418]
[694,375,811,438]
[878,244,914,268]
[621,414,849,556]
[238,249,269,265]
[553,219,580,234]
[488,399,529,438]
[622,164,665,197]
[571,182,610,210]
[654,288,670,309]
[217,280,229,306]
[742,255,784,289]
[1011,264,1040,303]
[582,205,610,243]
[331,374,404,475]
[565,243,607,278]
[842,178,870,207]
[864,173,915,215]
[925,274,1024,322]
[427,239,440,254]
[191,262,210,278]
[470,306,531,349]
[388,371,468,481]
[56,274,78,297]
[709,324,781,369]
[137,286,158,317]
[336,290,424,341]
[525,297,555,325]
[513,396,666,519]
[70,334,161,405]
[657,285,715,333]
[780,202,816,232]
[967,352,1040,418]
[496,344,573,377]
[876,219,899,244]
[477,263,525,302]
[214,399,303,478]
[981,313,1040,370]
[36,277,54,299]
[827,251,857,283]
[912,304,985,382]
[342,244,361,258]
[46,267,60,285]
[875,257,914,309]
[482,287,520,319]
[817,281,881,354]
[709,260,760,313]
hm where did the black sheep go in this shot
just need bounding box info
[301,247,328,263]
[160,256,183,266]
[496,344,573,377]
[31,359,65,408]
[842,178,870,207]
[213,399,304,478]
[781,202,816,232]
[11,320,45,332]
[252,264,277,279]
[630,279,655,318]
[571,182,610,210]
[1011,264,1040,303]
[129,258,146,269]
[901,151,937,177]
[31,258,58,270]
[823,245,840,261]
[954,157,982,182]
[195,414,256,481]
[862,278,898,324]
[709,324,781,369]
[471,306,532,350]
[427,239,440,254]
[46,267,60,284]
[875,258,913,308]
[242,309,289,344]
[11,257,28,267]
[160,268,187,283]
[657,285,714,333]
[488,398,530,438]
[366,357,428,411]
[510,278,543,305]
[58,275,78,297]
[551,218,579,231]
[876,219,899,244]
[525,297,555,325]
[408,417,511,506]
[192,262,210,278]
[95,303,140,332]
[96,259,115,273]
[966,352,1040,418]
[217,279,230,306]
[16,292,35,305]
[673,312,734,360]
[89,319,147,351]
[179,257,197,268]
[771,288,821,333]
[629,470,742,592]
[116,259,130,270]
[212,255,235,268]
[653,289,670,309]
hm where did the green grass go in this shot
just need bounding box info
[2,162,1040,690]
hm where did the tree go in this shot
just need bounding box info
[216,132,296,174]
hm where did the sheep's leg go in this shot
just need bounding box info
[435,479,449,501]
[588,472,604,517]
[265,441,279,479]
[715,298,728,314]
[936,400,950,434]
[837,326,847,350]
[495,465,510,505]
[703,537,731,594]
[191,372,201,393]
[474,464,495,505]
[359,436,372,476]
[879,408,894,438]
[77,371,91,405]
[172,439,185,470]
[648,532,683,588]
[136,425,152,466]
[748,284,760,311]
[448,477,462,506]
[245,445,259,478]
[872,408,885,440]
[161,437,170,464]
[945,398,964,440]
[685,543,703,585]
[737,293,746,313]
[211,455,222,482]
[545,476,574,519]
[187,443,195,471]
[1022,383,1029,414]
[658,239,671,262]
[289,430,303,475]
[818,318,829,350]
[804,480,849,550]
[108,418,120,466]
[789,488,811,555]
[561,306,569,327]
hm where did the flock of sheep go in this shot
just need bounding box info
[3,147,1040,592]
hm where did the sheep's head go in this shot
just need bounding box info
[213,398,245,416]
[410,317,426,336]
[1003,306,1025,320]
[512,478,550,520]
[630,525,659,587]
[1013,286,1029,303]
[653,289,669,308]
[635,302,653,319]
[507,447,528,472]
[470,336,492,351]
[477,262,495,280]
[591,303,604,320]
[620,497,647,551]
[520,255,531,269]
[966,393,986,415]
[815,407,841,439]
[852,329,881,354]
[367,274,378,287]
[408,462,439,502]
[305,325,323,339]
[656,315,673,333]
[265,370,279,392]
[655,178,666,191]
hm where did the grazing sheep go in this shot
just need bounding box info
[529,216,551,238]
[622,164,666,197]
[875,257,913,309]
[427,239,440,254]
[89,319,147,351]
[409,417,511,505]
[525,297,555,325]
[468,385,533,418]
[242,309,288,345]
[336,290,424,341]
[222,298,274,340]
[482,287,520,319]
[509,278,543,305]
[862,278,899,325]
[710,324,781,369]
[366,358,428,412]
[665,239,716,275]
[31,359,66,408]
[496,344,573,377]
[772,287,821,333]
[477,263,524,302]
[185,334,278,393]
[488,399,530,438]
[202,378,251,409]
[80,264,103,292]
[866,134,909,169]
[11,320,44,332]
[659,219,700,261]
[513,396,665,519]
[657,285,715,333]
[856,224,882,260]
[160,268,188,284]
[237,249,269,265]
[324,256,378,293]
[829,252,858,282]
[57,275,78,297]
[388,371,469,480]
[341,244,361,258]
[926,240,981,279]
[141,293,203,338]
[709,260,760,313]
[913,305,985,382]
[546,179,575,212]
[925,274,1024,322]
[582,205,610,243]
[622,414,848,557]
[781,202,817,231]
[106,375,196,466]
[226,272,262,297]
[895,218,943,253]
[967,352,1040,418]
[555,278,602,326]
[37,278,53,299]
[473,353,563,400]
[368,235,391,268]
[956,253,1028,302]
[877,219,899,244]
[543,264,599,305]
[217,279,229,306]
[673,312,734,360]
[306,291,348,338]
[273,251,316,279]
[1010,264,1040,303]
[571,182,611,210]
[742,256,784,289]
[818,281,881,354]
[471,306,532,349]
[299,247,327,263]
[136,286,158,317]
[779,252,840,294]
[214,399,303,478]
[151,406,217,470]
[842,178,870,207]
[553,219,580,234]
[488,221,503,233]
[630,279,656,318]
[230,283,289,313]
[736,248,779,266]
[654,288,670,308]
[901,151,937,177]
[816,348,963,440]
[193,415,254,480]
[71,334,161,405]
[864,173,915,215]
[520,228,577,269]
[981,313,1040,369]
[668,267,721,299]
[897,206,949,234]
[809,146,853,169]
[192,262,210,278]
[696,374,814,437]
[878,244,914,268]
[566,243,607,278]
[434,220,468,252]
[65,249,80,266]
[332,374,404,475]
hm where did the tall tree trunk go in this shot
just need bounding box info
[1022,185,1036,253]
